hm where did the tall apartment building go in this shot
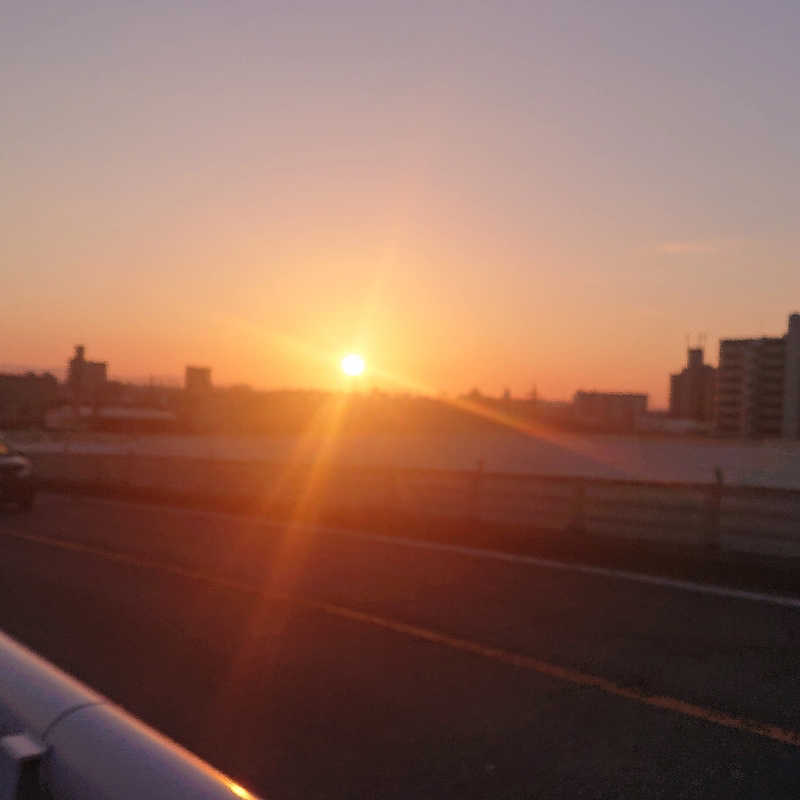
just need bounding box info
[714,313,800,438]
[784,313,800,437]
[669,347,716,422]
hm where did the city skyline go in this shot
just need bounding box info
[3,315,799,411]
[6,2,800,405]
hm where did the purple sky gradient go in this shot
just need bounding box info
[4,1,800,404]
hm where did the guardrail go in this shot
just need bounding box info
[29,452,800,558]
[0,629,258,800]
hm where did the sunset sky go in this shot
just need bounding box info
[4,1,800,406]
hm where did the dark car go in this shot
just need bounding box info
[0,440,35,510]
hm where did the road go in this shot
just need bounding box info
[0,493,798,798]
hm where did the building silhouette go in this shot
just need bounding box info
[714,313,800,438]
[669,348,716,422]
[0,372,58,427]
[784,313,800,437]
[67,345,107,406]
[184,366,212,394]
[573,391,647,432]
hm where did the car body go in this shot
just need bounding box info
[0,441,35,510]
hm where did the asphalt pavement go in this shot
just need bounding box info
[0,492,798,798]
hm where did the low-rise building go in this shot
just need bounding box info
[0,372,59,427]
[573,391,648,432]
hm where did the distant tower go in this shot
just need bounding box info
[67,344,107,412]
[669,345,716,422]
[185,366,212,394]
[67,345,86,394]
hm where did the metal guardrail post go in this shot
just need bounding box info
[384,471,396,511]
[469,459,484,524]
[125,446,136,489]
[569,478,586,534]
[706,467,723,552]
[0,629,259,800]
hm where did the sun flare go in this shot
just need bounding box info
[341,353,365,377]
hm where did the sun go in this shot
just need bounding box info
[341,353,365,377]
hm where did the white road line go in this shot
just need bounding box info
[37,492,800,610]
[335,530,800,610]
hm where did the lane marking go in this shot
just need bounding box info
[34,493,800,610]
[2,526,800,749]
[337,531,800,611]
[307,601,800,748]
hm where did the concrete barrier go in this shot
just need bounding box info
[29,452,800,558]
